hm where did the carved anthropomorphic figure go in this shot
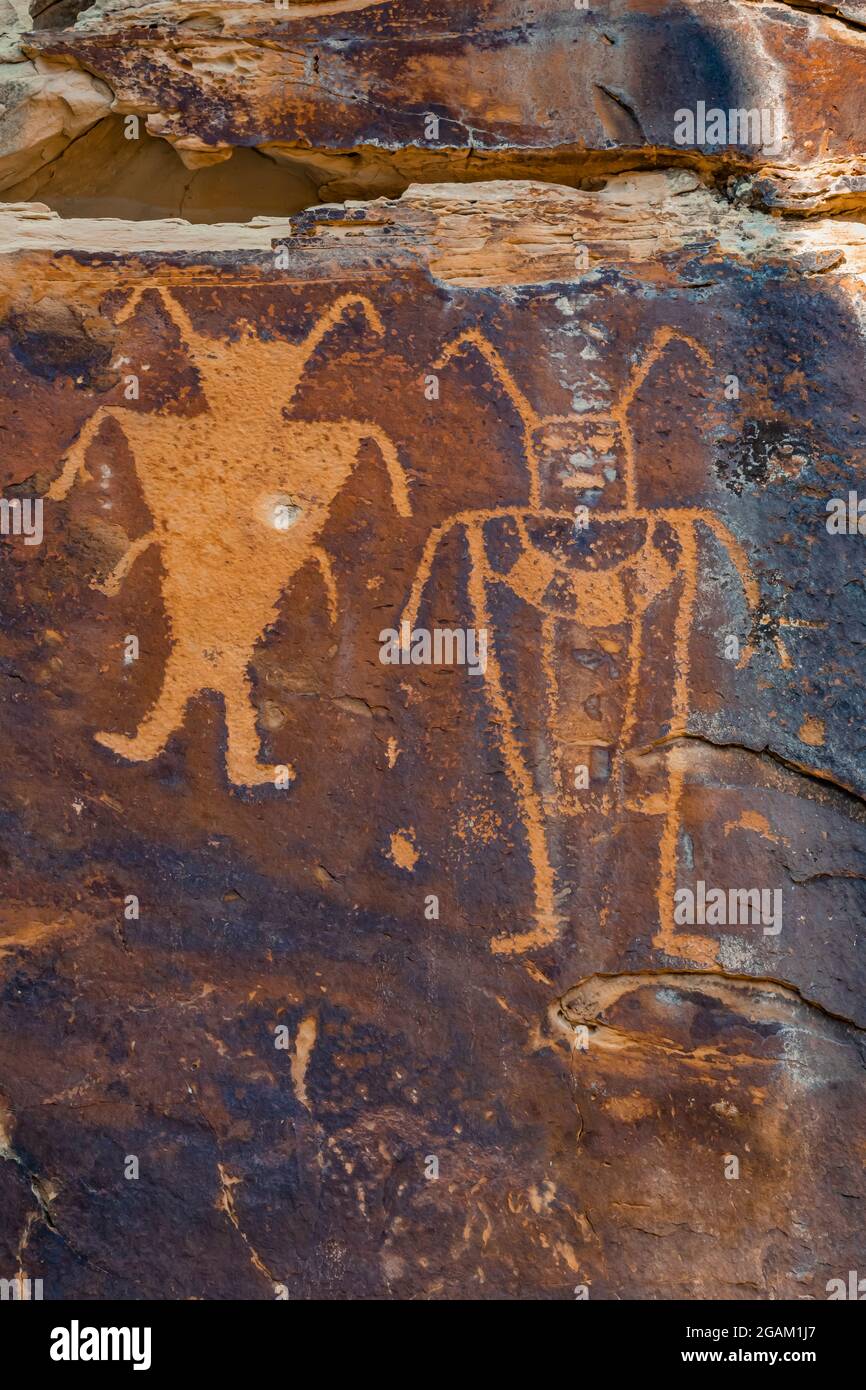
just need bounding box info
[48,290,411,786]
[403,327,771,962]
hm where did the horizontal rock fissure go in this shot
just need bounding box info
[645,731,866,821]
[556,968,866,1037]
[8,22,866,223]
[1,120,784,224]
[756,0,866,34]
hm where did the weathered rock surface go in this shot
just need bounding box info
[14,0,866,212]
[0,4,864,1303]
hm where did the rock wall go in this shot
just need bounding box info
[0,0,864,1300]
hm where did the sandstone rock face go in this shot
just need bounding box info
[0,3,864,1302]
[19,0,866,210]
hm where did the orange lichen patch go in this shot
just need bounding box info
[724,810,784,845]
[0,1093,14,1153]
[216,1164,276,1285]
[387,828,418,872]
[604,1094,655,1123]
[524,959,554,988]
[798,716,826,747]
[0,912,79,960]
[455,803,502,845]
[291,1014,317,1113]
[527,1180,557,1213]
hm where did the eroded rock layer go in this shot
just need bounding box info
[16,0,866,211]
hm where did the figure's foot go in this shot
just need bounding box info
[95,730,162,763]
[490,912,563,955]
[226,756,296,790]
[653,929,718,968]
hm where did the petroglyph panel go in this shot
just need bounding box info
[0,178,864,1298]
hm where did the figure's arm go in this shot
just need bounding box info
[360,424,412,518]
[620,328,715,418]
[286,296,385,407]
[310,546,338,626]
[433,330,541,504]
[47,407,119,501]
[696,513,760,609]
[401,520,463,641]
[694,512,761,665]
[116,285,198,348]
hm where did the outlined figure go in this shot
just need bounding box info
[403,326,780,962]
[48,289,411,786]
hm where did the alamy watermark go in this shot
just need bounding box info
[674,880,782,936]
[0,497,42,545]
[674,101,783,157]
[379,621,488,676]
[50,1321,151,1370]
[826,1270,866,1299]
[826,492,866,535]
[0,1275,42,1299]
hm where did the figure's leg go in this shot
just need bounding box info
[95,641,194,762]
[541,613,563,810]
[609,589,643,819]
[462,526,561,955]
[220,660,294,789]
[653,520,716,965]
